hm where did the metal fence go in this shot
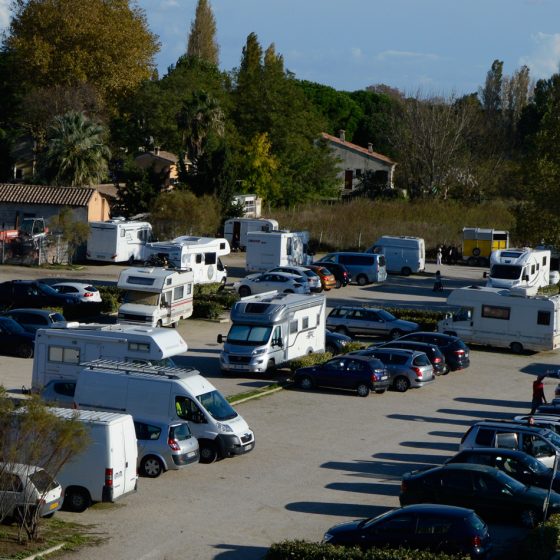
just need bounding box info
[0,234,70,265]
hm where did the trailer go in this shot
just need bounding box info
[462,227,509,266]
[486,248,551,291]
[144,236,229,284]
[224,218,279,251]
[245,230,312,272]
[218,291,326,373]
[437,285,560,352]
[86,218,153,263]
[117,267,194,327]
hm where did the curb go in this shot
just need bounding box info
[22,543,66,560]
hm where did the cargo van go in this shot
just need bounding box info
[245,230,312,272]
[32,324,188,390]
[47,408,138,512]
[318,252,387,285]
[73,360,255,464]
[224,218,279,251]
[366,236,425,275]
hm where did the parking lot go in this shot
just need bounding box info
[0,258,559,559]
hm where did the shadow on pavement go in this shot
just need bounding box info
[213,544,268,560]
[454,397,530,409]
[285,501,389,519]
[325,481,400,496]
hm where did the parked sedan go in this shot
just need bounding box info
[294,355,390,397]
[234,272,310,297]
[373,340,448,376]
[0,280,81,309]
[267,266,322,292]
[400,462,560,527]
[325,329,352,355]
[0,316,35,358]
[52,282,102,303]
[312,261,351,288]
[305,264,337,291]
[2,308,67,334]
[323,504,492,558]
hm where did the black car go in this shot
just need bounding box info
[446,448,560,493]
[0,280,82,309]
[397,331,470,371]
[311,261,351,288]
[294,355,390,397]
[373,339,448,376]
[0,316,35,358]
[400,462,560,527]
[323,504,492,559]
[325,329,352,355]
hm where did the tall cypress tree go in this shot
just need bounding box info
[186,0,219,66]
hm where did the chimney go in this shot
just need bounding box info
[368,143,373,153]
[338,129,345,142]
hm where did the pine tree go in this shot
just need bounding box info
[186,0,219,66]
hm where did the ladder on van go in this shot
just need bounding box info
[80,359,199,380]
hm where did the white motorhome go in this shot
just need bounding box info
[73,360,255,464]
[366,236,425,275]
[218,291,326,373]
[47,408,138,512]
[486,248,551,291]
[86,218,153,263]
[117,267,194,327]
[145,236,229,284]
[224,218,279,250]
[437,285,560,353]
[32,323,188,389]
[245,230,312,272]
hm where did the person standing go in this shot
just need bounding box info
[433,270,443,292]
[436,247,442,266]
[531,375,548,414]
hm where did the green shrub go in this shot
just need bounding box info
[384,307,446,332]
[340,341,367,354]
[289,352,332,372]
[192,300,223,320]
[518,514,560,560]
[98,286,123,313]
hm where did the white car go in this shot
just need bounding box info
[267,266,322,292]
[52,282,102,303]
[234,272,310,297]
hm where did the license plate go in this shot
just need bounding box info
[230,364,246,370]
[244,443,253,451]
[381,376,388,380]
[187,451,196,458]
[49,502,59,510]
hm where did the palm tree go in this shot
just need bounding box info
[42,111,111,187]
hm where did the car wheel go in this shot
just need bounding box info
[238,286,251,297]
[356,274,368,286]
[375,389,386,394]
[140,455,164,478]
[335,280,341,289]
[266,359,276,373]
[401,267,412,276]
[467,257,479,266]
[64,487,91,513]
[393,376,410,393]
[325,344,337,355]
[16,343,34,359]
[171,321,178,329]
[156,319,163,328]
[510,341,524,354]
[389,329,403,340]
[298,375,313,390]
[356,383,370,397]
[199,442,218,464]
[335,326,350,337]
[520,508,538,528]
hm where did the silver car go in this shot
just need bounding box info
[134,418,199,477]
[267,266,322,292]
[233,271,310,297]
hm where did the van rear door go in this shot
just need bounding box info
[118,416,138,496]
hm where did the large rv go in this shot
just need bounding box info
[245,230,312,272]
[437,285,560,352]
[366,236,425,275]
[218,291,326,374]
[486,248,551,291]
[86,218,153,263]
[462,227,509,266]
[224,218,279,250]
[117,267,194,328]
[144,236,229,285]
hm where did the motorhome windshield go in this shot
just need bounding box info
[490,265,522,280]
[227,324,272,345]
[197,390,237,421]
[122,290,160,306]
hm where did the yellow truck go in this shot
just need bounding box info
[462,227,509,266]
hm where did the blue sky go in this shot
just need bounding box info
[2,0,560,95]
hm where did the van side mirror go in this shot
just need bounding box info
[217,334,224,343]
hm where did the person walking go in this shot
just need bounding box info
[530,375,548,414]
[436,247,442,266]
[433,270,443,292]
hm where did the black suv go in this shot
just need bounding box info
[374,340,448,376]
[311,261,351,288]
[396,332,470,371]
[0,280,82,309]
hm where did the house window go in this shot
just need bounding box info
[355,169,362,178]
[344,170,353,190]
[538,311,551,326]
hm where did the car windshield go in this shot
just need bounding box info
[227,324,272,345]
[49,313,65,323]
[377,309,396,321]
[0,317,26,334]
[491,264,522,280]
[542,430,560,448]
[38,283,62,296]
[197,390,237,421]
[170,423,192,441]
[29,469,58,492]
[493,469,527,492]
[362,508,398,528]
[523,454,551,474]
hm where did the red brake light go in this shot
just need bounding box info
[472,536,481,547]
[168,438,180,451]
[433,357,442,363]
[455,349,465,355]
[105,468,113,486]
[84,292,93,297]
[412,366,423,378]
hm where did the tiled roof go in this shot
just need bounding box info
[321,132,396,165]
[135,150,191,165]
[0,184,96,206]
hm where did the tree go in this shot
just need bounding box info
[480,59,504,116]
[3,0,159,105]
[48,207,90,263]
[113,162,164,218]
[186,0,219,66]
[41,111,111,187]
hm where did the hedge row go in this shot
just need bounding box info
[192,283,239,320]
[517,513,560,560]
[384,307,446,331]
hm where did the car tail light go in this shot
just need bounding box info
[105,468,113,487]
[343,272,348,278]
[433,357,442,363]
[412,366,423,378]
[84,292,93,297]
[472,535,481,547]
[168,438,181,451]
[454,349,465,356]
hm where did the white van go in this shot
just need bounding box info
[245,230,312,272]
[32,324,188,390]
[366,236,425,275]
[318,252,387,285]
[224,218,279,250]
[73,360,255,464]
[48,408,138,512]
[117,267,194,327]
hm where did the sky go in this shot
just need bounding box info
[2,0,560,96]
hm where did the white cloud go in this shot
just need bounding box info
[0,0,11,30]
[376,50,441,62]
[520,32,560,79]
[351,47,363,59]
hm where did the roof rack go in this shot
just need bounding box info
[80,359,199,380]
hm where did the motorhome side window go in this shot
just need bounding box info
[481,305,510,320]
[302,317,309,330]
[538,311,551,326]
[173,286,184,300]
[196,254,203,264]
[290,320,298,334]
[48,346,80,364]
[205,252,216,265]
[128,342,150,352]
[120,229,125,237]
[286,238,293,256]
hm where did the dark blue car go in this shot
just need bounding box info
[0,316,35,358]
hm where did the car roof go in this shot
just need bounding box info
[452,448,533,460]
[399,504,477,517]
[378,341,440,350]
[332,305,382,312]
[4,308,59,316]
[52,282,94,288]
[367,347,418,356]
[471,420,554,434]
[403,331,458,340]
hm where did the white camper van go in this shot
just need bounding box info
[73,360,255,464]
[32,323,188,389]
[437,285,560,352]
[218,292,326,373]
[145,236,229,284]
[86,218,153,263]
[366,236,425,275]
[224,218,279,250]
[486,248,551,291]
[245,230,312,272]
[46,408,138,512]
[117,267,194,327]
